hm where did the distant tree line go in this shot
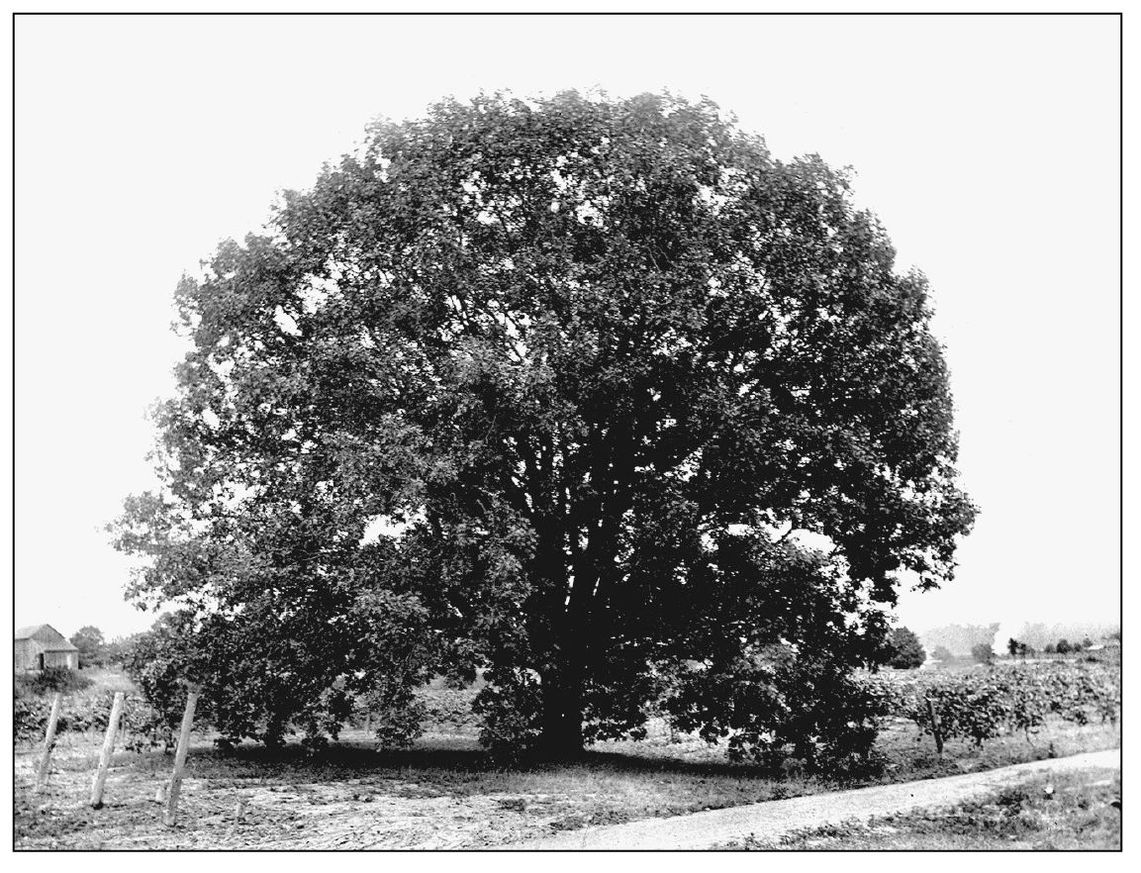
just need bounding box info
[1041,637,1094,655]
[67,626,139,669]
[1003,636,1101,657]
[922,623,1119,661]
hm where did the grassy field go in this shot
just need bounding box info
[720,770,1122,850]
[14,666,1120,849]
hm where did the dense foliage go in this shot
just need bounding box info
[883,626,927,670]
[110,91,975,759]
[877,661,1120,748]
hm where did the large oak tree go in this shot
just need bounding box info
[113,92,975,762]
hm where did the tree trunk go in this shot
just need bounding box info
[539,669,585,759]
[528,510,587,759]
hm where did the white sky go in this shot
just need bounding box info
[11,13,1122,639]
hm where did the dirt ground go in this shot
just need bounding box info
[16,731,556,849]
[14,717,1121,850]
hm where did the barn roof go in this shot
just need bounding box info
[14,624,79,650]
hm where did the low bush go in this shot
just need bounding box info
[14,667,92,696]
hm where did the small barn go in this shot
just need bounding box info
[14,624,79,671]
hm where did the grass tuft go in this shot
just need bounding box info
[720,770,1122,850]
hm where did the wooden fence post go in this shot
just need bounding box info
[90,692,126,808]
[34,693,64,792]
[925,697,944,756]
[163,686,200,827]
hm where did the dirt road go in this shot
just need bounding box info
[506,749,1121,850]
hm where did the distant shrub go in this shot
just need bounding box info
[970,643,995,664]
[884,627,927,670]
[15,667,92,696]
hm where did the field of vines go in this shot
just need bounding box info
[14,669,175,751]
[872,660,1121,749]
[15,659,1120,762]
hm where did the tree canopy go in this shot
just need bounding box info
[884,626,927,670]
[112,91,975,763]
[69,625,105,667]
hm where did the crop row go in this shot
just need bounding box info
[15,692,172,750]
[870,661,1121,748]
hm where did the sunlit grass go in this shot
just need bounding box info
[719,770,1122,850]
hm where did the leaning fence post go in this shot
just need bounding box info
[925,697,944,756]
[163,685,200,827]
[34,692,64,792]
[90,692,126,808]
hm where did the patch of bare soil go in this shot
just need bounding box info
[14,738,566,849]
